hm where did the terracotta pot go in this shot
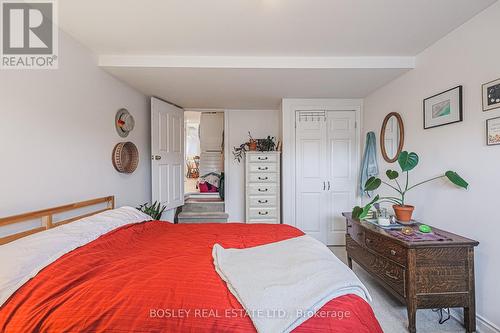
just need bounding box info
[248,140,257,151]
[393,205,415,222]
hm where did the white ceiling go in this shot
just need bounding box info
[59,0,496,108]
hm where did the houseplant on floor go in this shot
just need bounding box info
[352,151,469,222]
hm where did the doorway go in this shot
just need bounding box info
[184,111,225,198]
[294,110,359,245]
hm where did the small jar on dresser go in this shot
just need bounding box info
[245,151,281,224]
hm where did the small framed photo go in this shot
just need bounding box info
[482,78,500,112]
[486,117,500,146]
[423,86,463,129]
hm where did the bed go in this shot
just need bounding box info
[0,197,382,333]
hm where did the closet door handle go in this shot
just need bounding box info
[328,181,331,190]
[323,182,326,191]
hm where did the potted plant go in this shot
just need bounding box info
[137,201,167,220]
[248,132,257,151]
[257,136,276,151]
[352,151,469,222]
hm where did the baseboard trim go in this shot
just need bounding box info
[450,309,500,333]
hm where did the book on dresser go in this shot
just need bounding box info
[342,212,479,333]
[245,151,281,224]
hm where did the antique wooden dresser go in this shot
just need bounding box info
[342,213,479,333]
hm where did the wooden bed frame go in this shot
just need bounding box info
[0,196,115,245]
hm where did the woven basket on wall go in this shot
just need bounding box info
[112,142,139,174]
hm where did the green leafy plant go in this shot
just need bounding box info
[233,133,277,162]
[352,151,469,219]
[257,136,276,151]
[136,201,166,220]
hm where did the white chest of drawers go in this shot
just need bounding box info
[245,152,281,224]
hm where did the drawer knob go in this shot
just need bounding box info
[258,188,268,192]
[258,211,269,215]
[258,200,269,204]
[258,177,269,180]
[390,250,397,256]
[258,157,268,160]
[258,167,268,170]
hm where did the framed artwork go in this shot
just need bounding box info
[482,78,500,112]
[486,117,500,146]
[423,85,463,129]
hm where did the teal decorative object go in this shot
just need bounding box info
[419,225,432,233]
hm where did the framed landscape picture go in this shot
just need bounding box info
[482,78,500,112]
[486,117,500,146]
[423,86,463,129]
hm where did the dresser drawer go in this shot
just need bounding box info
[248,163,278,173]
[347,237,406,297]
[248,173,278,183]
[248,184,278,195]
[248,196,277,207]
[347,220,364,245]
[247,154,278,163]
[364,231,407,266]
[247,218,279,224]
[248,207,277,219]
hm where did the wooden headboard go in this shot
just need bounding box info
[0,196,115,245]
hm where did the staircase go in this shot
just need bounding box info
[177,194,228,223]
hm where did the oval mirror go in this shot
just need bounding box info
[380,112,404,163]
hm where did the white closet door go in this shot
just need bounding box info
[326,111,357,245]
[295,115,328,244]
[151,97,185,210]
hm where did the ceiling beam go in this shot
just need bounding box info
[99,55,415,69]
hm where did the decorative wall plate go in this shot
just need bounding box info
[115,109,135,137]
[112,142,139,174]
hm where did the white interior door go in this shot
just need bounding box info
[151,97,184,210]
[326,111,357,245]
[295,113,328,244]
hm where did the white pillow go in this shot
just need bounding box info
[0,206,152,306]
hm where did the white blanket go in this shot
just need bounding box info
[212,235,371,333]
[0,207,152,307]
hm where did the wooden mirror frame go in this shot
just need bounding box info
[380,112,405,163]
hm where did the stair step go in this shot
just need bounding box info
[177,211,229,224]
[182,199,224,213]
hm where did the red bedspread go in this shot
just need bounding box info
[0,222,382,333]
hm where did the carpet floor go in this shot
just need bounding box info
[329,246,468,333]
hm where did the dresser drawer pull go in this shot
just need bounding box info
[258,157,268,161]
[258,211,269,215]
[258,188,268,192]
[258,176,269,180]
[258,167,269,171]
[258,200,269,204]
[385,271,399,280]
[390,249,397,256]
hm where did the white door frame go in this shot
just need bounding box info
[281,99,363,243]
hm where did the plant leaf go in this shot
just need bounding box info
[398,151,419,172]
[445,171,469,189]
[364,177,382,191]
[386,170,399,180]
[352,206,363,219]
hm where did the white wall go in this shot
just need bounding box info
[0,31,150,219]
[225,109,281,222]
[363,3,500,330]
